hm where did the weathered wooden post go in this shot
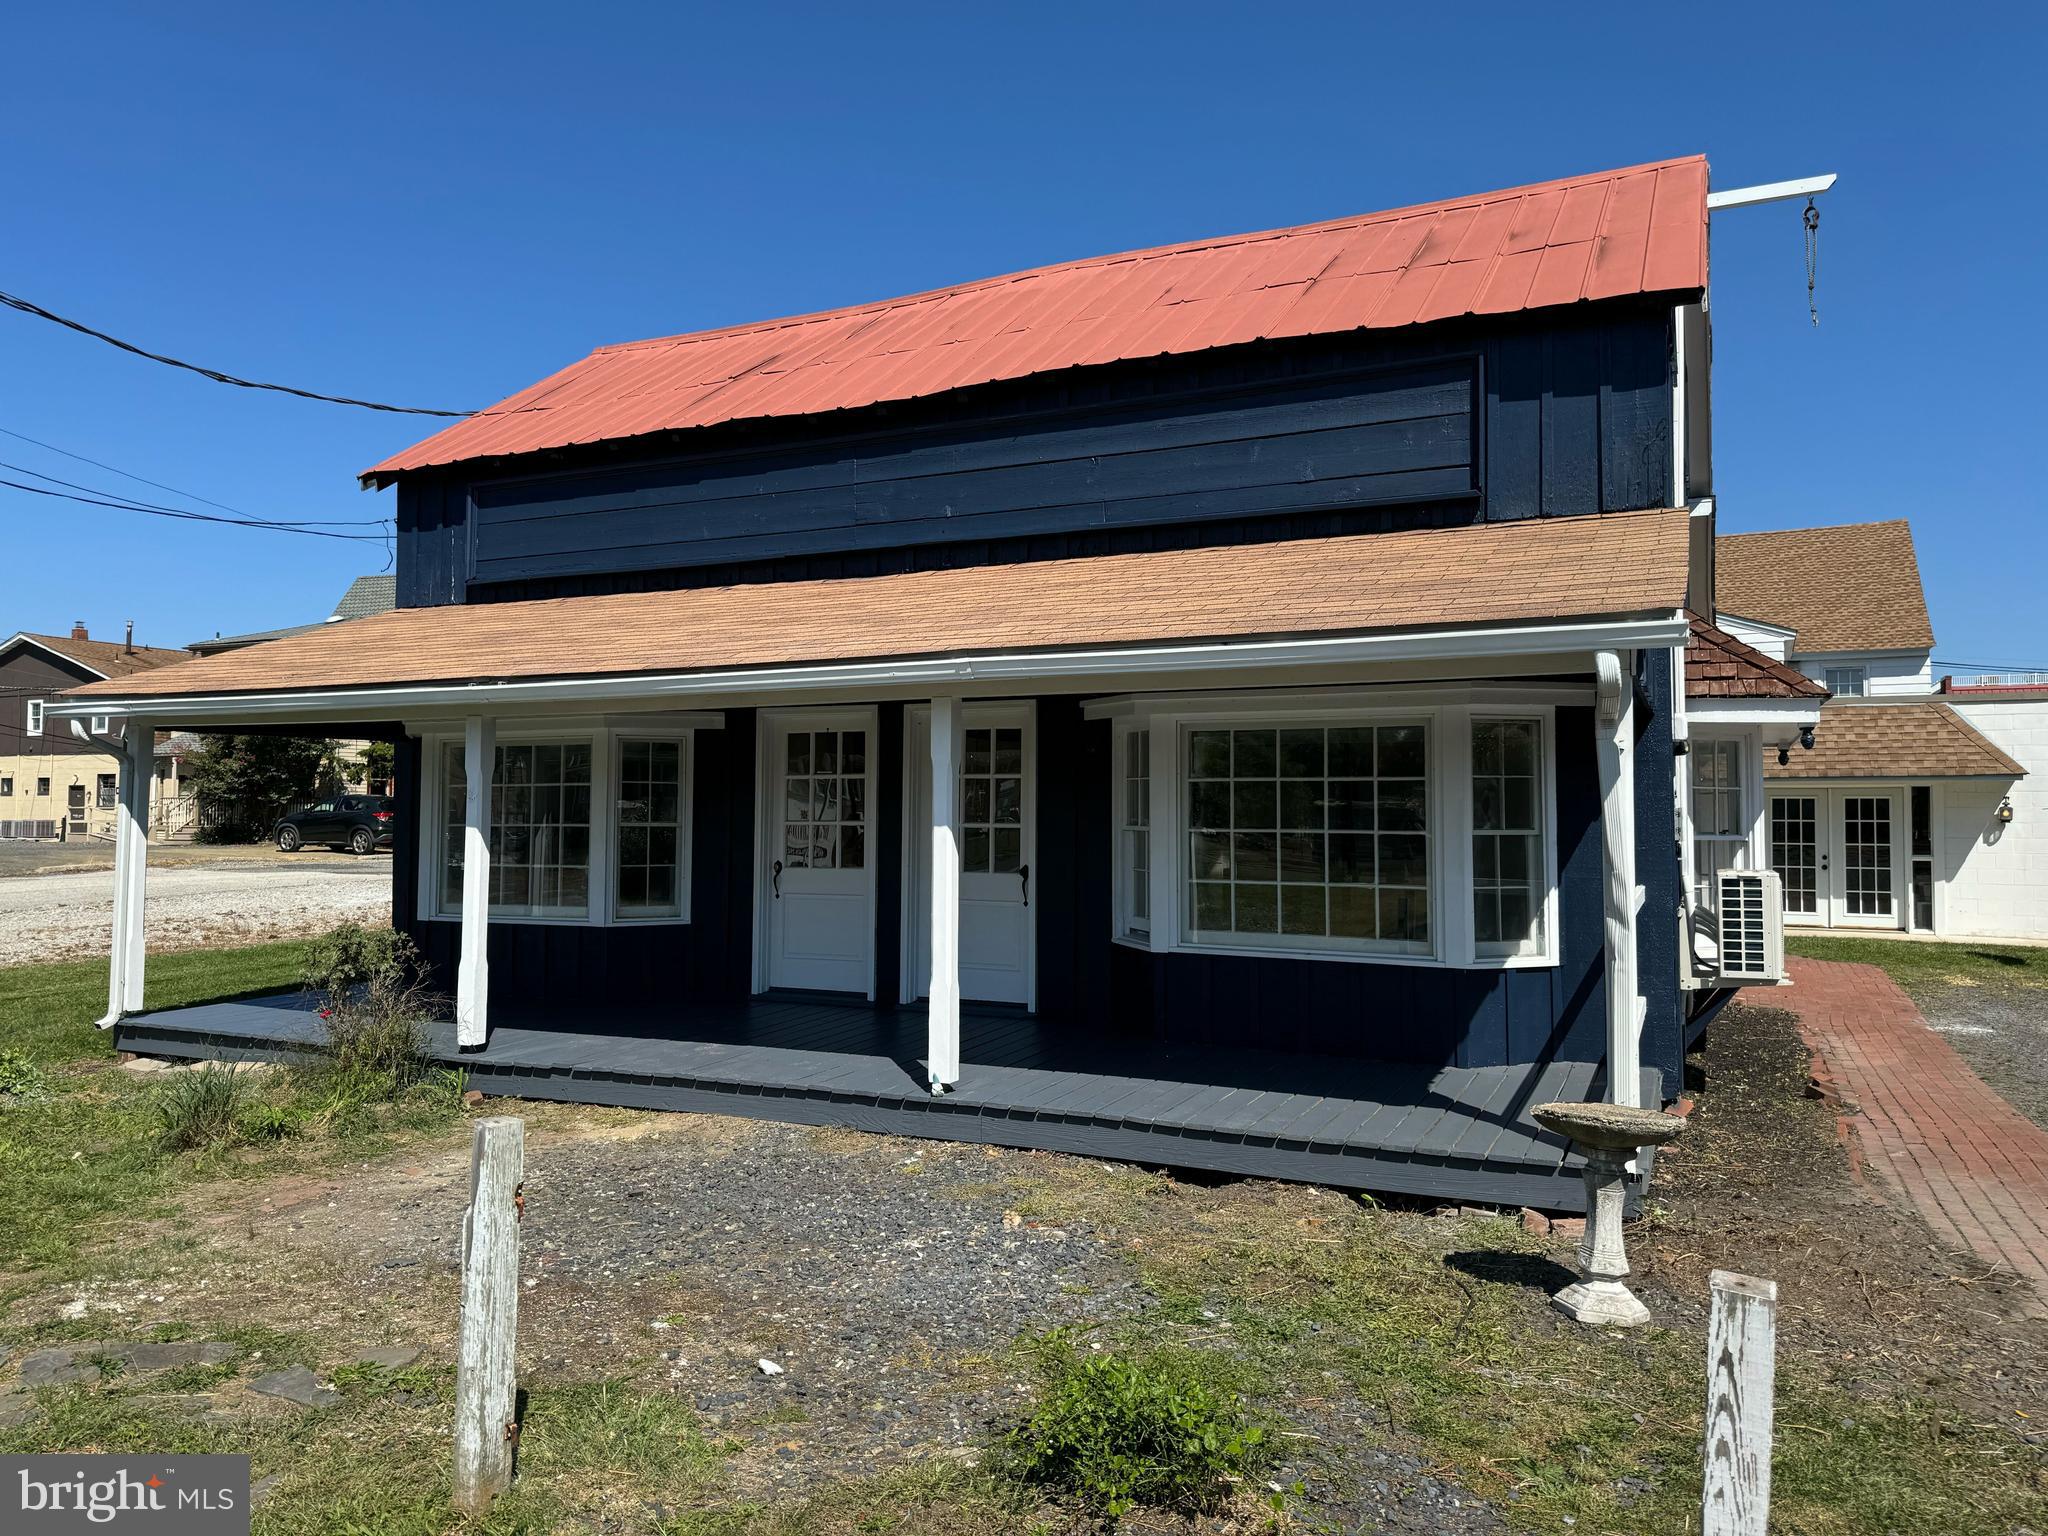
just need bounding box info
[454,1115,523,1513]
[1702,1269,1777,1536]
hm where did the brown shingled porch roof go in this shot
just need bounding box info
[64,508,1691,704]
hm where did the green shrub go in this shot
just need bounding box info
[237,1102,308,1141]
[300,925,445,1106]
[1001,1332,1272,1522]
[153,1065,253,1152]
[0,1048,47,1099]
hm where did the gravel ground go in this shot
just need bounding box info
[0,861,390,965]
[67,1114,1507,1533]
[1914,980,2048,1130]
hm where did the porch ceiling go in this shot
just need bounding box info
[60,509,1690,714]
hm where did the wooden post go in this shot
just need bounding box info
[926,697,962,1091]
[96,717,153,1028]
[456,714,495,1049]
[453,1116,522,1513]
[1593,651,1642,1107]
[1702,1269,1777,1536]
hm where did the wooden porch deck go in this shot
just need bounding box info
[115,994,1630,1211]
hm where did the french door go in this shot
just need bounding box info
[906,705,1034,1007]
[762,711,875,995]
[1768,790,1901,930]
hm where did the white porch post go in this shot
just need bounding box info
[457,714,496,1049]
[1594,652,1643,1108]
[926,696,963,1091]
[96,718,153,1028]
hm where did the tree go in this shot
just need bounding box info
[361,739,397,793]
[181,733,341,842]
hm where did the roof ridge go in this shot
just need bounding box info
[590,155,1709,358]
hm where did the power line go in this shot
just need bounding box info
[0,473,388,543]
[0,448,387,529]
[1932,658,2048,674]
[0,422,388,525]
[0,287,483,417]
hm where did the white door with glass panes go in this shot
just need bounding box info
[1767,789,1902,930]
[765,714,874,994]
[908,706,1032,1006]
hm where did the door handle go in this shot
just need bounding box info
[1019,863,1030,907]
[771,859,783,898]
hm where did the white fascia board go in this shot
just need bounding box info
[49,614,1690,727]
[1685,697,1824,727]
[1083,680,1596,720]
[0,633,111,680]
[1706,174,1838,210]
[1713,611,1797,642]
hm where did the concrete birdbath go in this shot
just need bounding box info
[1531,1101,1685,1327]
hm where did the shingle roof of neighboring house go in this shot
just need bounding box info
[188,573,400,653]
[4,632,192,679]
[67,506,1692,701]
[365,156,1710,481]
[331,574,396,620]
[1715,520,1934,653]
[1767,701,2025,780]
[1684,612,1829,700]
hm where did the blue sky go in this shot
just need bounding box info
[1,3,2041,671]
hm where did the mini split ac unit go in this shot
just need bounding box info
[1715,869,1786,984]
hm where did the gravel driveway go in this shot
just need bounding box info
[0,860,390,966]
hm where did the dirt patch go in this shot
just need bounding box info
[1639,1002,2048,1421]
[1913,980,2048,1132]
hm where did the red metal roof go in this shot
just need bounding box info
[367,157,1708,481]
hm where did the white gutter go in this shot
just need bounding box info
[49,614,1690,726]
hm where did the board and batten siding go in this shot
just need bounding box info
[395,306,1674,608]
[390,686,1688,1088]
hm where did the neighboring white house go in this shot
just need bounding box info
[1709,519,2037,941]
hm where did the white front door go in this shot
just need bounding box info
[764,711,875,994]
[1831,791,1901,929]
[907,705,1033,1007]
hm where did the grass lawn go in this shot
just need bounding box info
[1786,932,2048,995]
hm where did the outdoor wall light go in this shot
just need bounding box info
[1997,797,2015,824]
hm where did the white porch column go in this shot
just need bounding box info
[96,718,153,1028]
[926,696,963,1091]
[456,714,496,1049]
[1594,652,1643,1108]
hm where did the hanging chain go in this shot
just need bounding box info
[1803,198,1821,326]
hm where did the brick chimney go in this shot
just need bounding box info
[70,621,88,640]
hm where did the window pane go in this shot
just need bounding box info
[786,733,811,774]
[842,731,867,775]
[993,728,1022,775]
[992,827,1021,873]
[841,825,865,870]
[963,825,990,872]
[1182,720,1429,953]
[815,732,838,774]
[963,729,991,775]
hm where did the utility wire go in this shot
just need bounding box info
[0,458,388,532]
[0,473,388,543]
[0,287,491,417]
[0,423,382,526]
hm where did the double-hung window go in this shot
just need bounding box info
[1117,728,1151,938]
[1823,665,1866,697]
[24,698,44,737]
[1690,737,1749,910]
[431,729,696,925]
[1471,719,1547,957]
[1183,722,1431,954]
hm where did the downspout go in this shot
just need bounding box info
[1594,652,1642,1108]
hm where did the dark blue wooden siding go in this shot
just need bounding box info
[395,306,1672,608]
[391,691,1663,1077]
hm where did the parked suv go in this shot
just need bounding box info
[274,795,394,855]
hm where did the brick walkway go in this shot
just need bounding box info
[1786,957,2048,1309]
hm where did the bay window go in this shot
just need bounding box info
[430,727,693,925]
[1471,718,1547,957]
[1117,727,1151,938]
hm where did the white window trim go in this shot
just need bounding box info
[25,698,44,737]
[1112,721,1152,945]
[89,713,111,736]
[1823,664,1868,697]
[417,722,696,927]
[1106,691,1561,971]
